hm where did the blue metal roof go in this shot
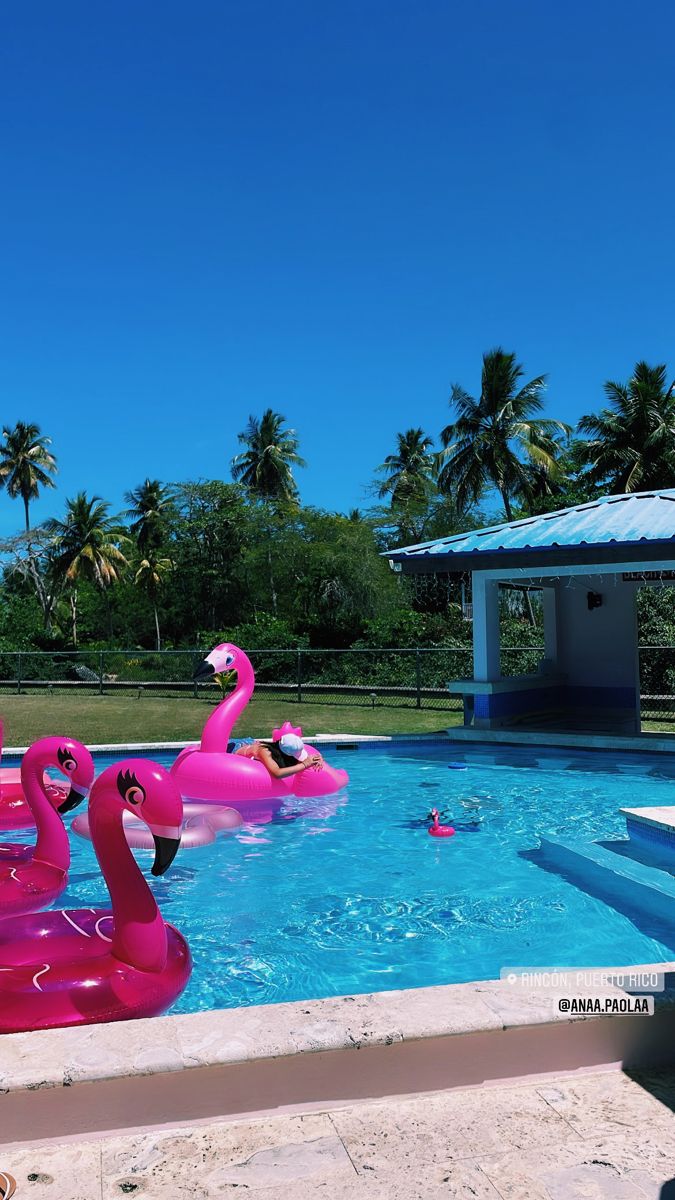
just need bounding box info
[387,490,675,564]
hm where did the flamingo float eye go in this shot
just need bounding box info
[57,747,77,772]
[225,653,235,667]
[117,769,146,807]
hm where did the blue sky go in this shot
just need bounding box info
[2,0,675,535]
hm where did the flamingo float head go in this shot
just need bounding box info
[193,642,242,683]
[95,758,184,876]
[272,720,303,742]
[26,736,96,814]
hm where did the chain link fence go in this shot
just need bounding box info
[0,646,673,719]
[639,646,675,724]
[247,648,474,710]
[0,650,202,699]
[0,647,475,711]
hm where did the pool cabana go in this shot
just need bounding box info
[387,490,675,736]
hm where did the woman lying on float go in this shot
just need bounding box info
[170,644,349,820]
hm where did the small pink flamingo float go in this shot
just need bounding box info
[0,719,69,832]
[0,758,192,1033]
[0,737,94,920]
[72,800,243,849]
[428,808,456,839]
[171,644,348,821]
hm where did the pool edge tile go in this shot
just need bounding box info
[4,967,675,1096]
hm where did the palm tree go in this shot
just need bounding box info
[522,431,572,508]
[134,552,173,650]
[577,362,675,492]
[231,409,306,502]
[438,348,570,520]
[124,479,176,552]
[376,429,436,507]
[0,422,57,530]
[46,493,129,645]
[374,429,438,544]
[232,409,306,613]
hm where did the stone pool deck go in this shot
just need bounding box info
[4,1065,675,1198]
[3,970,675,1196]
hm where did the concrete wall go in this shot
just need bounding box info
[464,572,641,731]
[553,576,639,732]
[556,577,638,691]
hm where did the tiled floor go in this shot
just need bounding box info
[3,1068,675,1199]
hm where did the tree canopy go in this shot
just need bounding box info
[2,368,675,654]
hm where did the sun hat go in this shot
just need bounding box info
[279,732,308,761]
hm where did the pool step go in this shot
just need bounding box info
[537,835,675,924]
[621,805,675,864]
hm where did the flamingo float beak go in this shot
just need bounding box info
[58,786,89,814]
[151,832,181,876]
[193,659,215,683]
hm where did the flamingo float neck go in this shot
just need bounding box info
[89,785,168,974]
[200,651,255,753]
[22,743,70,872]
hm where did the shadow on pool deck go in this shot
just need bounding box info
[626,1069,675,1199]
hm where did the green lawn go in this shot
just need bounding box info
[5,692,673,746]
[640,720,675,734]
[0,693,461,747]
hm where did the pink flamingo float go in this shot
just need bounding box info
[0,737,94,920]
[72,799,243,850]
[428,808,456,839]
[0,719,69,832]
[171,644,349,821]
[0,758,192,1033]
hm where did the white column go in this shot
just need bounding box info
[543,586,558,668]
[472,573,500,682]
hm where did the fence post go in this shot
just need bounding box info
[99,651,104,696]
[415,649,421,708]
[16,653,22,696]
[297,650,303,704]
[193,652,199,700]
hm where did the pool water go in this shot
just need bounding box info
[10,742,675,1013]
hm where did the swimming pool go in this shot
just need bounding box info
[8,741,675,1014]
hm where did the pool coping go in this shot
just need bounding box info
[7,727,675,756]
[450,727,675,753]
[2,732,452,756]
[2,962,675,1146]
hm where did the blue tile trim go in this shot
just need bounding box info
[627,818,675,852]
[475,684,638,719]
[477,687,562,718]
